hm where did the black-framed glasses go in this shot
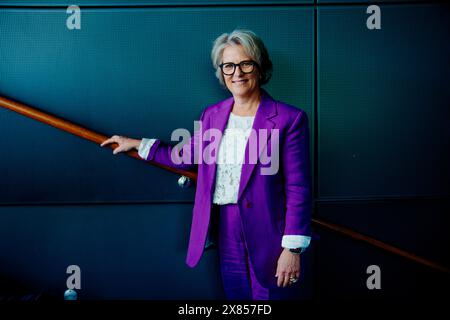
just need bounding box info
[219,60,258,75]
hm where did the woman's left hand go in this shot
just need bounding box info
[275,248,300,287]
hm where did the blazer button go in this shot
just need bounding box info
[246,202,252,209]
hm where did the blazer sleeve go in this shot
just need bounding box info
[282,110,313,237]
[140,108,207,172]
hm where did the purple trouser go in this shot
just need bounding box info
[214,203,302,300]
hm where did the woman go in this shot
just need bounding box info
[100,29,312,300]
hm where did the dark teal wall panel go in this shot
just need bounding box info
[318,0,425,3]
[0,203,314,299]
[317,199,450,268]
[314,219,450,299]
[0,204,223,299]
[0,0,312,5]
[318,4,450,199]
[0,7,314,204]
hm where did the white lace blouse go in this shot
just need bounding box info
[137,112,311,251]
[212,112,255,205]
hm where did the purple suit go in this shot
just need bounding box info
[145,89,312,290]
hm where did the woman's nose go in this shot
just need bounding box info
[234,66,244,77]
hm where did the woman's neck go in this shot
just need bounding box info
[232,89,261,116]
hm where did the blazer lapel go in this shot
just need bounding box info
[237,90,277,201]
[206,96,233,198]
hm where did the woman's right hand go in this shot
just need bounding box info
[100,135,142,155]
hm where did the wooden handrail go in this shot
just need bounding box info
[0,95,196,181]
[313,217,449,274]
[0,94,448,274]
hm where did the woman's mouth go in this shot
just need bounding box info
[232,79,249,85]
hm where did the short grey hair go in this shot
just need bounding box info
[211,29,273,87]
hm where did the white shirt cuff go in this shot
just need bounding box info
[282,235,311,253]
[138,138,157,160]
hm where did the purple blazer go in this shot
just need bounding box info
[145,89,312,289]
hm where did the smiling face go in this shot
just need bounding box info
[221,44,261,99]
